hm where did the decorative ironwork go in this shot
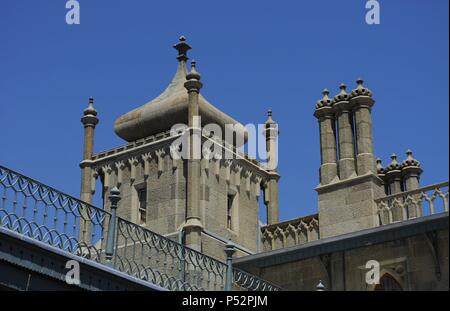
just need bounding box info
[0,165,110,262]
[113,218,226,291]
[376,182,449,225]
[0,165,282,291]
[233,267,282,291]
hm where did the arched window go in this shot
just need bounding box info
[374,273,403,291]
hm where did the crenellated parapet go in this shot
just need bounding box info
[261,214,319,251]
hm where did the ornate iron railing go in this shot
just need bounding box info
[111,218,282,291]
[0,165,283,291]
[0,165,110,262]
[113,218,226,291]
[375,182,449,225]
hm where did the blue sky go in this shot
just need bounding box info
[0,0,448,221]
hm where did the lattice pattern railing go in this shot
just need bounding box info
[0,165,282,291]
[0,165,109,262]
[375,182,449,225]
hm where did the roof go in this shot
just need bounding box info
[114,37,246,143]
[234,212,449,270]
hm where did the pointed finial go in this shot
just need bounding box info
[402,149,421,168]
[83,96,97,116]
[173,35,192,62]
[351,77,372,97]
[376,157,384,174]
[186,59,201,81]
[265,109,275,125]
[184,59,203,92]
[385,153,401,172]
[316,88,333,109]
[334,83,349,102]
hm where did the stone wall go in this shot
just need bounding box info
[234,215,449,291]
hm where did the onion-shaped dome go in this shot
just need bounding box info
[114,36,247,143]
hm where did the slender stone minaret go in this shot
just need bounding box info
[350,78,377,175]
[333,83,356,180]
[401,149,422,191]
[80,97,99,204]
[184,59,203,251]
[265,110,280,224]
[314,89,338,185]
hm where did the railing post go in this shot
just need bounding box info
[105,187,121,267]
[224,241,236,291]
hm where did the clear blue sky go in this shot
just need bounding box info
[0,0,448,221]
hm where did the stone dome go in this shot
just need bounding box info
[114,37,246,143]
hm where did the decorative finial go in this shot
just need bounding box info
[184,59,203,92]
[385,153,402,172]
[265,109,275,125]
[316,88,333,109]
[83,96,97,116]
[334,83,349,102]
[351,77,372,98]
[402,149,421,168]
[186,59,201,81]
[173,35,192,62]
[376,157,384,174]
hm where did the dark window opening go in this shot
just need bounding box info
[227,194,234,230]
[138,188,147,225]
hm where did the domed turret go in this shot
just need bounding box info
[114,36,246,144]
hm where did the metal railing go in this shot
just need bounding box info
[0,165,282,291]
[375,182,449,225]
[0,165,109,262]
